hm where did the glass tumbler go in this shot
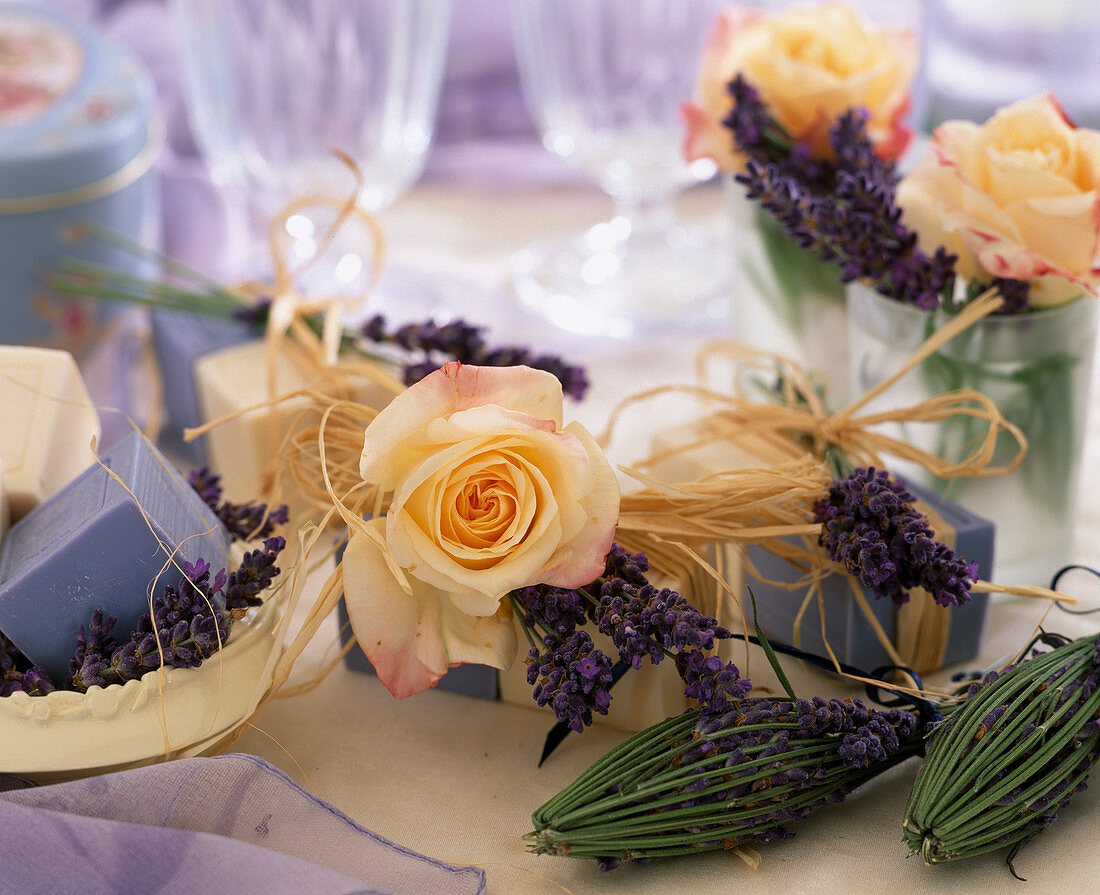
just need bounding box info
[171,0,451,293]
[509,0,727,337]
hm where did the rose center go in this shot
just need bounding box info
[451,470,523,545]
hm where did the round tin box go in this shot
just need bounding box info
[0,4,159,347]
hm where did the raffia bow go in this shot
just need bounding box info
[609,288,1072,680]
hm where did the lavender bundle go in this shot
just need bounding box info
[725,75,1029,313]
[904,633,1100,867]
[47,224,589,399]
[529,694,922,867]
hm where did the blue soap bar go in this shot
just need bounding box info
[336,597,499,700]
[150,310,256,463]
[0,431,230,681]
[746,481,993,671]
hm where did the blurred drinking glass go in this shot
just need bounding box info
[171,0,451,295]
[509,0,726,337]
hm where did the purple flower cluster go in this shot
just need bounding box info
[594,580,727,670]
[361,314,589,401]
[0,632,54,697]
[676,649,751,714]
[188,467,289,542]
[725,75,1031,313]
[512,585,590,638]
[526,631,614,732]
[515,544,740,732]
[813,467,977,607]
[67,538,285,692]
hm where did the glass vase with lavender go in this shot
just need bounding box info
[682,4,918,403]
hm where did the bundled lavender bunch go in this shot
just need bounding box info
[67,538,285,692]
[813,467,978,608]
[905,633,1100,867]
[512,546,737,733]
[726,76,955,310]
[529,693,922,867]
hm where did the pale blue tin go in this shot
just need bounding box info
[0,4,159,346]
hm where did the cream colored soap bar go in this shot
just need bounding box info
[194,341,394,505]
[0,346,101,520]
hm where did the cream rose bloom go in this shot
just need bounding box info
[343,362,619,698]
[682,4,916,170]
[897,94,1100,308]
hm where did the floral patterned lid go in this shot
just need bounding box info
[0,3,155,198]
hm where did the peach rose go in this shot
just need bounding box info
[897,94,1100,308]
[682,4,916,170]
[343,362,619,697]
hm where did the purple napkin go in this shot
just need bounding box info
[0,754,485,895]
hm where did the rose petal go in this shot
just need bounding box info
[342,521,518,697]
[360,363,564,488]
[536,422,620,590]
[343,521,447,697]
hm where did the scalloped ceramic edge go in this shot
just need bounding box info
[0,582,288,781]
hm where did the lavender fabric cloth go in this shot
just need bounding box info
[0,754,486,895]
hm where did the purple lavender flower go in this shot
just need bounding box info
[0,632,56,697]
[676,649,752,714]
[594,580,727,670]
[512,585,590,638]
[225,536,286,613]
[813,467,977,607]
[65,539,285,692]
[361,314,590,401]
[527,631,614,732]
[188,467,289,542]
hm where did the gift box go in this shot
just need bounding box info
[150,310,256,464]
[649,423,994,675]
[0,4,159,346]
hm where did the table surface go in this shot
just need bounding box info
[233,180,1100,895]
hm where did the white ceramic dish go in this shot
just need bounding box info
[0,584,288,782]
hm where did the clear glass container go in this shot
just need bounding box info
[848,283,1099,586]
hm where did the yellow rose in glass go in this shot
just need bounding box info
[897,93,1100,308]
[682,3,916,171]
[343,362,619,698]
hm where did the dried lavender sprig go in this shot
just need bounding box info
[187,467,289,542]
[528,695,922,867]
[526,630,615,733]
[813,467,978,608]
[904,634,1100,866]
[361,315,590,401]
[512,545,736,732]
[727,75,961,311]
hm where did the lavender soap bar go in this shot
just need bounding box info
[0,431,230,681]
